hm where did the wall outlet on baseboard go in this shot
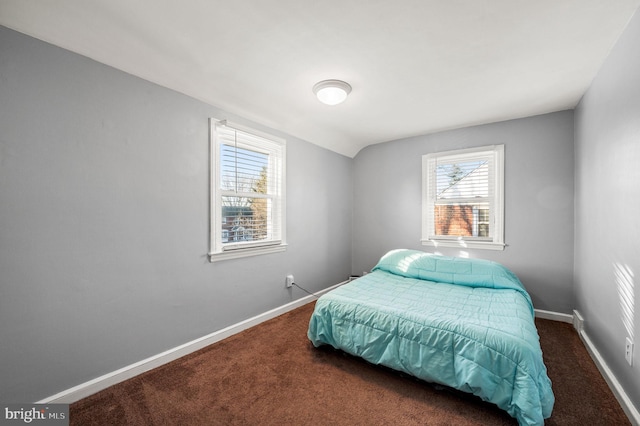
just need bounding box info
[625,337,633,366]
[285,275,294,288]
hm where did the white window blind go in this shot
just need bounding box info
[422,145,504,250]
[210,119,286,261]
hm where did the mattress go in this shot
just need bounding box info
[307,249,554,426]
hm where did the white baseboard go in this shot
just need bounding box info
[38,281,347,404]
[534,309,573,323]
[573,311,640,426]
[40,298,639,426]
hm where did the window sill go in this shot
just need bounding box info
[208,243,287,262]
[421,239,505,251]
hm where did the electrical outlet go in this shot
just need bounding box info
[625,337,633,366]
[285,275,294,288]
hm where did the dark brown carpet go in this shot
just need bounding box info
[70,302,630,425]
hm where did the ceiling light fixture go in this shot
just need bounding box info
[313,80,352,106]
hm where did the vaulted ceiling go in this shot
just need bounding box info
[1,1,639,157]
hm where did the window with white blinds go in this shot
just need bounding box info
[422,145,505,250]
[209,119,286,261]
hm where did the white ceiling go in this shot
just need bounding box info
[1,1,639,157]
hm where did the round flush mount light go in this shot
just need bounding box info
[313,79,352,105]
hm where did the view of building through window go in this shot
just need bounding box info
[220,144,270,244]
[434,160,490,238]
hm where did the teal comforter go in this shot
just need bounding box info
[308,250,554,425]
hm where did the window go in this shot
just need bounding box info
[422,145,504,250]
[209,119,286,261]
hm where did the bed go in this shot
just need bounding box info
[307,249,554,426]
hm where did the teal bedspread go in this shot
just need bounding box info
[308,250,554,426]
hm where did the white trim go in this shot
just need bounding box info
[209,118,286,261]
[572,309,585,333]
[575,319,640,425]
[217,119,286,146]
[209,243,287,262]
[536,309,638,424]
[40,300,638,426]
[422,144,505,251]
[534,309,573,323]
[421,239,506,251]
[37,281,347,404]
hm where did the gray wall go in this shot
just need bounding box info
[352,111,575,313]
[574,8,640,409]
[4,6,640,410]
[0,26,352,402]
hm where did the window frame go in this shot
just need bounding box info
[209,118,286,262]
[421,144,505,251]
